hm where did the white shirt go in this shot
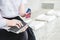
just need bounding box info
[0,0,27,28]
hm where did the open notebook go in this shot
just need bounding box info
[2,20,26,34]
[8,21,26,34]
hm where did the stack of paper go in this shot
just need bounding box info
[47,10,60,17]
[35,14,56,22]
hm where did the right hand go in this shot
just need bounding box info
[6,19,23,28]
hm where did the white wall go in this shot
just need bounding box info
[25,0,60,18]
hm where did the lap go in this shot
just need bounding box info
[0,29,28,40]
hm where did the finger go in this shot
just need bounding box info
[19,21,23,26]
[16,21,22,27]
[15,25,20,28]
[18,21,23,27]
[16,23,21,28]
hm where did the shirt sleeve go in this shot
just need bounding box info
[0,12,7,28]
[0,0,7,28]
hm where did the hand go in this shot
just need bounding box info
[6,19,23,28]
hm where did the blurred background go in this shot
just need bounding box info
[24,0,60,40]
[25,0,60,18]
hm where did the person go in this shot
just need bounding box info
[0,0,36,40]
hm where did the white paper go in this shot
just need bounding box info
[35,14,56,22]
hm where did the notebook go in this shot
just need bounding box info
[8,21,26,34]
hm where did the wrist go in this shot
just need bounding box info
[6,20,11,26]
[20,13,26,17]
